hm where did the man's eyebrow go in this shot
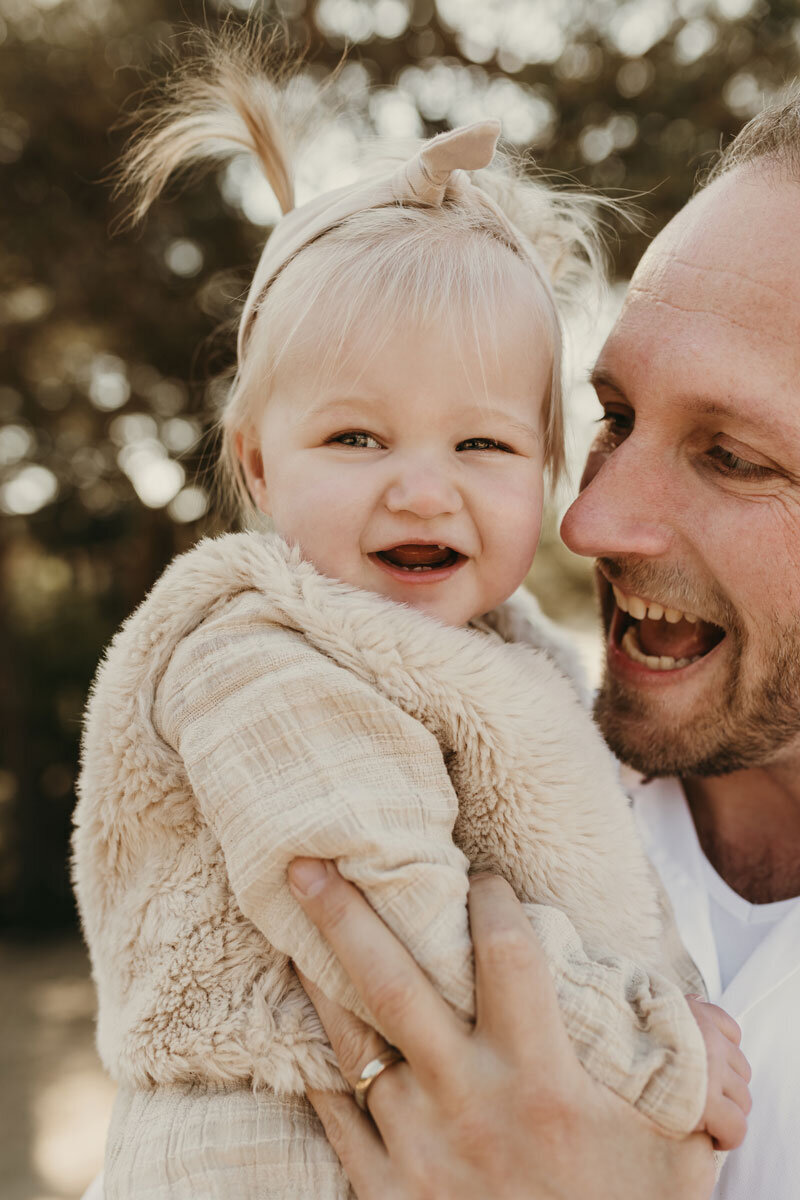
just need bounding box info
[588,374,796,443]
[694,400,798,442]
[696,401,760,423]
[588,366,627,398]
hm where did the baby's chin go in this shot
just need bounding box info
[367,582,512,629]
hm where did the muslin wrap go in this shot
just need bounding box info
[74,530,707,1199]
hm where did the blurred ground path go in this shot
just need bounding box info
[0,938,114,1200]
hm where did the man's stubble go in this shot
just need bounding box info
[593,562,800,777]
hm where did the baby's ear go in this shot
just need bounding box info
[235,429,270,515]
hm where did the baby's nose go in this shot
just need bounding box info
[384,462,463,518]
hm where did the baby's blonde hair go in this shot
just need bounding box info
[117,23,614,514]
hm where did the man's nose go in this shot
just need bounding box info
[383,457,463,519]
[560,439,674,560]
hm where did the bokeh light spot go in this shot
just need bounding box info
[0,424,34,466]
[168,485,209,523]
[723,71,764,117]
[164,238,204,277]
[0,464,59,515]
[88,355,130,412]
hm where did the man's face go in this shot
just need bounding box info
[560,165,800,778]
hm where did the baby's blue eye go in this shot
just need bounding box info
[457,437,512,452]
[331,431,382,449]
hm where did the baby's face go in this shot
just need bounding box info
[240,306,550,626]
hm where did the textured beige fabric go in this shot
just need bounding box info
[73,532,707,1197]
[105,1085,350,1199]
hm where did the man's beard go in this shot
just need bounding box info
[593,560,800,777]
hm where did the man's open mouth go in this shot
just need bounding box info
[370,543,465,574]
[608,582,726,673]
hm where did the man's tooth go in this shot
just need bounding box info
[621,627,639,657]
[612,585,628,613]
[664,608,682,624]
[628,596,647,620]
[622,627,648,664]
[684,613,698,624]
[621,628,696,672]
[647,603,664,621]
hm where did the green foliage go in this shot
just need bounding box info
[1,0,798,929]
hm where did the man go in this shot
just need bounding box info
[287,92,800,1199]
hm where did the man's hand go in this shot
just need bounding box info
[288,858,716,1200]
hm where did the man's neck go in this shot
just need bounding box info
[682,760,800,904]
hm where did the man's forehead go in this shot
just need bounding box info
[597,166,800,409]
[627,167,800,330]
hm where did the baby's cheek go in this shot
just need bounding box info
[498,476,544,565]
[481,525,542,611]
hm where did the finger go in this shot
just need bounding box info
[695,1000,742,1045]
[708,1097,748,1152]
[723,1070,752,1116]
[470,875,574,1068]
[296,967,387,1086]
[298,967,423,1157]
[727,1043,752,1083]
[306,1087,391,1200]
[289,859,464,1077]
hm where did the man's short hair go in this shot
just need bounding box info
[702,83,800,187]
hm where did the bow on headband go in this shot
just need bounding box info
[238,118,538,357]
[392,118,501,205]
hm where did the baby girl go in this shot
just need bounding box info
[73,32,748,1199]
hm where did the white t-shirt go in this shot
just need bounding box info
[700,852,797,992]
[631,775,800,1200]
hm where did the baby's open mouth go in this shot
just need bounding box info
[373,543,463,572]
[609,583,725,672]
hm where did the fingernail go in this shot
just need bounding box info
[288,858,330,898]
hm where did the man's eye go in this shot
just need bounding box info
[597,407,633,439]
[457,437,512,452]
[330,431,382,449]
[706,445,775,480]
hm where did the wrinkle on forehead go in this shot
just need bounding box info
[625,280,800,355]
[625,253,800,357]
[658,255,800,308]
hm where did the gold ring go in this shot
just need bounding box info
[353,1047,405,1112]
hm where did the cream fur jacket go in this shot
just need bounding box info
[73,531,707,1142]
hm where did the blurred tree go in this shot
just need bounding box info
[1,0,799,931]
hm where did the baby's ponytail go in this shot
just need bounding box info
[114,26,295,228]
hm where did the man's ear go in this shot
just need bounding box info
[234,429,270,515]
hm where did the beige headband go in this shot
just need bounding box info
[237,119,548,359]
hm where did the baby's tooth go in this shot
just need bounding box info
[684,613,699,624]
[647,603,665,621]
[664,608,682,624]
[628,596,647,620]
[612,585,628,613]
